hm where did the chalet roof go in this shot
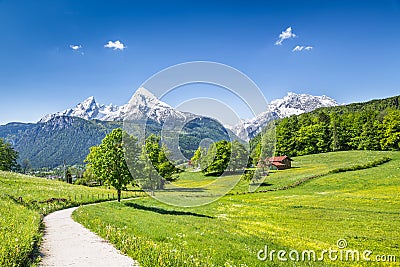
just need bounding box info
[271,162,285,166]
[269,155,292,162]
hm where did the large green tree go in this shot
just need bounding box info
[85,129,140,202]
[139,145,163,195]
[203,140,231,174]
[0,138,18,171]
[143,135,180,181]
[381,109,400,150]
[229,140,249,172]
[190,147,202,169]
[190,146,207,170]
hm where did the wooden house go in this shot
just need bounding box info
[269,155,292,170]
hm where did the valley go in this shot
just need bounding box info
[73,151,400,266]
[1,150,398,266]
[0,90,344,169]
[2,2,400,266]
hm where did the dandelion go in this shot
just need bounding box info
[176,232,186,238]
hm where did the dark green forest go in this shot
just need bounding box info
[0,116,237,168]
[251,95,400,159]
[0,117,121,168]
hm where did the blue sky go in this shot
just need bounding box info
[1,0,400,124]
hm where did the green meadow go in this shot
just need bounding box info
[72,150,400,266]
[0,171,143,266]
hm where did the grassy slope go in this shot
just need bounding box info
[0,171,143,266]
[174,150,392,194]
[73,151,400,266]
[0,198,40,267]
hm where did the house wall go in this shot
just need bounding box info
[282,158,291,168]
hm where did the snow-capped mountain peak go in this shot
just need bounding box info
[39,87,185,124]
[129,87,168,108]
[124,87,186,123]
[81,96,95,106]
[230,92,339,140]
[74,96,98,117]
[40,90,339,141]
[39,95,125,123]
[268,92,338,118]
[135,87,158,99]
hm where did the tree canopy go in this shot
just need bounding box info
[250,108,400,158]
[85,128,140,201]
[194,140,249,175]
[0,138,18,171]
[143,135,180,182]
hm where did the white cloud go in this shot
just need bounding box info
[275,27,296,45]
[292,45,313,52]
[292,45,304,52]
[69,45,82,50]
[104,40,126,50]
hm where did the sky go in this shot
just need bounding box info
[1,0,400,125]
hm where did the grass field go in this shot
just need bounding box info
[73,151,400,266]
[164,151,393,201]
[0,171,144,267]
[0,198,40,267]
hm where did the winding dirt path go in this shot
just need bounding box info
[40,206,139,267]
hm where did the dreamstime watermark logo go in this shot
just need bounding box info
[122,61,276,207]
[257,239,397,263]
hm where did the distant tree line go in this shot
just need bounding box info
[190,140,249,175]
[251,106,400,158]
[0,116,237,169]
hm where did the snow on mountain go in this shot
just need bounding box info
[40,89,339,141]
[231,92,339,140]
[268,92,339,118]
[39,96,125,123]
[123,87,187,123]
[39,87,186,124]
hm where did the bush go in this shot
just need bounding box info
[329,157,391,174]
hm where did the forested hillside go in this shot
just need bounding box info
[0,116,239,168]
[0,117,121,168]
[251,95,400,158]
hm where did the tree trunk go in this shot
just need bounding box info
[117,189,121,202]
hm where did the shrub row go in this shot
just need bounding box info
[328,157,391,174]
[232,156,392,196]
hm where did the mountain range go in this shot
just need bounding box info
[39,88,339,139]
[40,87,188,124]
[0,88,339,168]
[231,92,339,139]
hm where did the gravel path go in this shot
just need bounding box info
[40,206,140,267]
